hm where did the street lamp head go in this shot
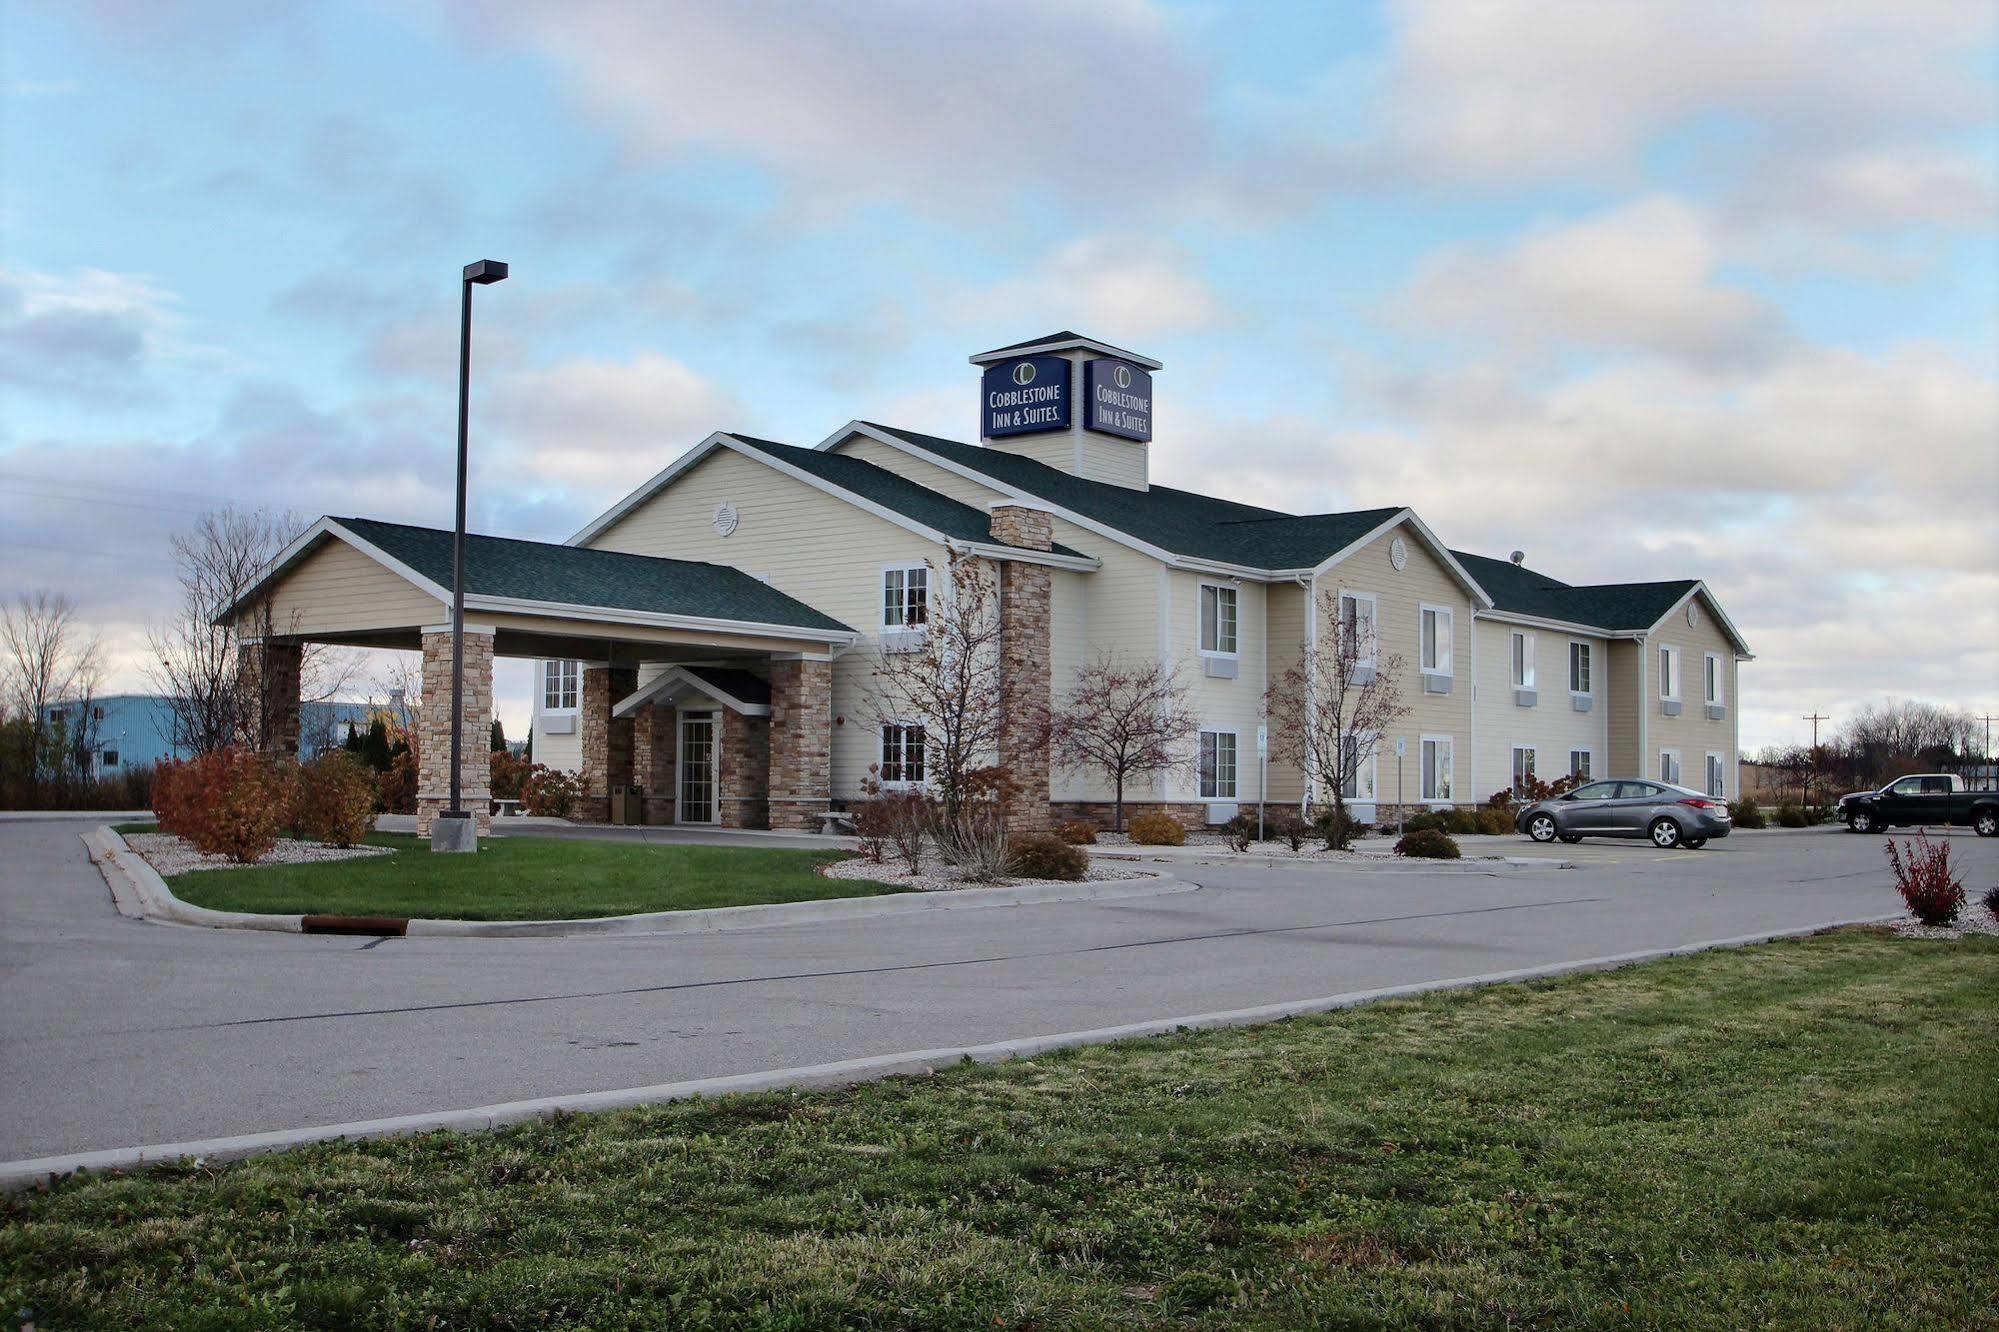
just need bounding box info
[463,259,509,284]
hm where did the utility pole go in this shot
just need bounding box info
[1802,712,1829,808]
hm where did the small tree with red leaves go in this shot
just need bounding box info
[1047,651,1199,832]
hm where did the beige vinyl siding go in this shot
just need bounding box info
[1077,435,1147,489]
[832,435,1013,509]
[1168,570,1266,804]
[1474,620,1611,797]
[1263,580,1308,803]
[1048,516,1171,802]
[1606,641,1643,776]
[988,434,1081,475]
[532,657,583,773]
[1643,590,1744,796]
[1048,567,1093,800]
[251,538,442,638]
[586,446,947,799]
[1315,522,1477,805]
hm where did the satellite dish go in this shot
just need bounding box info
[1509,550,1525,565]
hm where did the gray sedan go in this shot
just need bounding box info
[1514,780,1734,849]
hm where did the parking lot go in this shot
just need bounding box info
[3,817,1991,1165]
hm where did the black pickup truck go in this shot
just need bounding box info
[1837,773,1999,837]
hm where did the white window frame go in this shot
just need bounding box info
[1510,631,1536,690]
[1568,640,1593,696]
[1511,745,1538,796]
[1705,751,1727,799]
[1659,644,1681,701]
[1659,748,1682,787]
[1568,748,1593,781]
[542,659,579,712]
[1419,604,1454,677]
[1339,729,1378,801]
[1704,652,1724,707]
[880,562,930,631]
[1198,581,1239,658]
[1420,733,1454,803]
[1197,728,1239,799]
[878,721,927,787]
[1338,589,1378,669]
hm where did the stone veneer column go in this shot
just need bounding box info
[631,703,677,825]
[718,710,771,829]
[767,657,831,830]
[579,665,637,823]
[989,502,1054,834]
[236,638,303,760]
[415,628,493,835]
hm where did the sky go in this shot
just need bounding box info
[2,0,1994,751]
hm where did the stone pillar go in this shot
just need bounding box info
[990,502,1054,834]
[237,639,303,760]
[767,657,831,830]
[632,703,677,825]
[415,628,493,835]
[718,710,770,829]
[579,665,637,823]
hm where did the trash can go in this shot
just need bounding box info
[611,785,644,826]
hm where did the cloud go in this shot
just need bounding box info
[956,236,1221,342]
[1744,145,1999,231]
[1395,196,1785,368]
[489,352,739,494]
[0,267,180,403]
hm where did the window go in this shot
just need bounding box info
[1339,591,1377,666]
[1198,730,1238,799]
[1569,749,1593,781]
[1339,731,1377,800]
[1420,735,1454,801]
[1659,749,1682,786]
[1419,605,1454,675]
[882,564,929,629]
[1572,781,1617,800]
[1659,645,1680,700]
[1510,631,1536,689]
[879,723,926,785]
[1704,653,1723,706]
[1511,746,1537,796]
[543,660,579,711]
[101,750,119,768]
[1199,583,1238,655]
[1706,753,1726,799]
[1569,641,1592,694]
[92,706,105,721]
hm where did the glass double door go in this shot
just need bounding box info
[678,713,718,824]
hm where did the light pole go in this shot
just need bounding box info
[433,258,507,853]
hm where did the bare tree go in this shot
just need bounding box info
[1264,586,1410,847]
[866,551,1005,825]
[1048,650,1198,831]
[2,590,106,795]
[146,506,357,755]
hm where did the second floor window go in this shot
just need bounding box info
[1569,641,1592,694]
[1339,591,1377,664]
[1200,584,1237,655]
[1705,654,1723,705]
[1420,606,1453,675]
[543,660,579,711]
[1659,645,1681,700]
[1511,631,1536,689]
[883,565,928,629]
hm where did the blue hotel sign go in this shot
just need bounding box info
[981,355,1071,437]
[1085,357,1153,441]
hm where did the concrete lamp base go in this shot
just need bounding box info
[430,811,478,854]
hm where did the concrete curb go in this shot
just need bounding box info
[0,911,1903,1193]
[87,827,1196,940]
[1,809,153,823]
[1088,847,1574,872]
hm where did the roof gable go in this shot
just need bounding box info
[1454,548,1749,652]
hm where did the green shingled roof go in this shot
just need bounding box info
[1451,549,1697,632]
[863,424,1403,568]
[331,517,852,634]
[727,434,1088,560]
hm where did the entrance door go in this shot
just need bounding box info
[678,713,717,824]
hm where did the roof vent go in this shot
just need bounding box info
[1509,550,1525,566]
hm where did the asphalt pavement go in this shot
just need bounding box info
[2,816,1988,1163]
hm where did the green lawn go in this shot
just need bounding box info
[5,931,1995,1330]
[160,833,906,920]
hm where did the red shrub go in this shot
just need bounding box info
[156,747,285,863]
[151,757,193,837]
[1885,832,1963,926]
[521,765,583,818]
[296,751,377,847]
[490,749,534,802]
[378,748,418,815]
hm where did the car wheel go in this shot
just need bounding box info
[1527,813,1558,843]
[1850,809,1882,835]
[1649,817,1682,849]
[1685,837,1708,849]
[1559,834,1583,845]
[1975,810,1998,838]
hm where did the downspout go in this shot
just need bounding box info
[1295,572,1314,814]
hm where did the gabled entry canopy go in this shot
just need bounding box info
[223,516,858,660]
[612,665,772,719]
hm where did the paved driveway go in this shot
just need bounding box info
[2,817,1989,1162]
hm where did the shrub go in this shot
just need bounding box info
[1728,798,1767,830]
[521,765,583,819]
[1402,810,1448,834]
[1395,827,1462,860]
[378,748,417,815]
[933,766,1014,883]
[1476,806,1515,836]
[1272,808,1311,852]
[490,749,534,803]
[1055,820,1099,845]
[1984,885,1999,926]
[1007,833,1088,881]
[850,798,892,863]
[857,770,930,875]
[1224,811,1257,852]
[1884,832,1963,926]
[295,752,377,847]
[1312,805,1364,851]
[1126,810,1186,846]
[1775,802,1808,828]
[156,747,285,863]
